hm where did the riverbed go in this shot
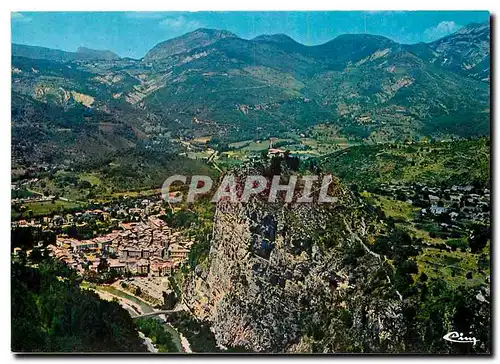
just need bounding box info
[89,284,190,353]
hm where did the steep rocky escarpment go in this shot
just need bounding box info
[183,168,409,352]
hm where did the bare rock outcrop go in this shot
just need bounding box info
[183,167,407,352]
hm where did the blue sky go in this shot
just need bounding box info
[12,11,489,59]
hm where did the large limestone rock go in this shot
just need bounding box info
[183,168,407,352]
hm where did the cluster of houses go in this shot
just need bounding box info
[375,182,490,224]
[12,195,170,230]
[45,213,194,278]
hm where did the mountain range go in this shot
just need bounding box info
[11,22,490,166]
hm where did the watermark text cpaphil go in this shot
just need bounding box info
[161,174,339,204]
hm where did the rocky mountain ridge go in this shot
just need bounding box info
[143,28,238,62]
[11,22,490,165]
[12,43,121,61]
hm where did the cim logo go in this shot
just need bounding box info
[443,331,479,346]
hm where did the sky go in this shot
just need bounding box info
[11,11,490,59]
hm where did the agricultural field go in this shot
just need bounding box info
[12,199,83,219]
[218,124,360,162]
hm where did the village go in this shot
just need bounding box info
[12,195,196,281]
[373,182,490,235]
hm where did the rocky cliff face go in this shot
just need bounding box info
[183,167,408,352]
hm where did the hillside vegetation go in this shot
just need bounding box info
[12,23,490,168]
[11,255,146,352]
[320,138,490,190]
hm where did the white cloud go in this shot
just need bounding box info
[423,21,461,42]
[11,12,32,23]
[159,16,202,31]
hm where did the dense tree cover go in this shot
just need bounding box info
[188,239,210,270]
[168,312,220,353]
[135,318,178,352]
[97,149,217,192]
[160,210,199,229]
[160,196,215,270]
[11,256,147,352]
[402,278,490,354]
[11,219,118,245]
[11,226,56,250]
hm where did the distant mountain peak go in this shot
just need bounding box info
[76,47,120,60]
[426,21,490,82]
[12,43,121,61]
[252,34,299,44]
[432,21,490,43]
[190,28,238,37]
[455,21,490,35]
[330,33,396,45]
[143,28,238,61]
